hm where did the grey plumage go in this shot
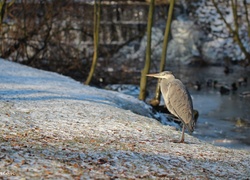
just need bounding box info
[147,71,195,143]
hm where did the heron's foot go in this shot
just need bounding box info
[170,139,186,143]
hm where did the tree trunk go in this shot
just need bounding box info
[150,0,175,106]
[138,0,155,100]
[85,0,101,85]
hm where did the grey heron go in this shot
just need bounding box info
[147,71,195,143]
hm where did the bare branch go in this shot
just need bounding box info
[243,0,250,37]
[211,0,234,35]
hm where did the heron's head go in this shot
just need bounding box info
[146,71,174,80]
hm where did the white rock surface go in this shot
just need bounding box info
[0,59,249,179]
[167,18,204,64]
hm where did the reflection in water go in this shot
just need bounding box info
[192,92,250,150]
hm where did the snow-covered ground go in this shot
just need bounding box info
[0,58,249,179]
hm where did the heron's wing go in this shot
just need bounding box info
[164,79,193,125]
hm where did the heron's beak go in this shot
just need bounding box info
[146,73,163,78]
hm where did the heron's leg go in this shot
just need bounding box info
[179,124,185,143]
[170,124,185,143]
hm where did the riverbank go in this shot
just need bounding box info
[0,59,249,179]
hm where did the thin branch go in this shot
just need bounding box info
[211,0,234,35]
[243,0,250,37]
[231,0,238,33]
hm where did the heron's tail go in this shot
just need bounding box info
[186,119,195,134]
[186,110,198,134]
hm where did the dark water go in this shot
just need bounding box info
[162,65,250,150]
